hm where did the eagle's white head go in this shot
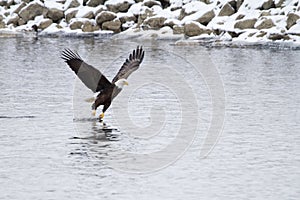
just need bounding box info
[115,78,129,89]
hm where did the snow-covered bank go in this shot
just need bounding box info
[0,0,300,45]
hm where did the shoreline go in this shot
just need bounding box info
[0,0,299,48]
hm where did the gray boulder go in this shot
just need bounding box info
[66,10,78,23]
[82,21,94,32]
[7,14,19,26]
[268,33,290,41]
[255,18,275,30]
[102,20,122,33]
[261,0,274,10]
[286,13,300,30]
[70,20,83,30]
[196,10,215,25]
[119,14,136,24]
[18,17,26,26]
[94,6,107,16]
[38,19,53,30]
[184,22,211,37]
[87,0,105,7]
[66,0,81,9]
[105,0,134,13]
[234,18,257,29]
[47,8,64,23]
[173,25,184,34]
[13,2,26,14]
[275,0,284,8]
[96,11,117,25]
[143,16,166,29]
[143,0,161,8]
[236,0,244,10]
[19,2,47,23]
[0,15,5,28]
[81,11,94,19]
[218,3,235,16]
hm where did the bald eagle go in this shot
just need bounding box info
[61,46,145,120]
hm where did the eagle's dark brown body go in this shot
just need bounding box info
[61,46,144,119]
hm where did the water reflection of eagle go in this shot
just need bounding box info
[61,46,145,120]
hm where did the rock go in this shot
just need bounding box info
[234,18,257,29]
[19,2,47,23]
[260,11,271,17]
[236,14,245,20]
[105,0,134,13]
[286,13,300,30]
[38,19,53,30]
[83,0,88,6]
[82,21,94,32]
[268,33,290,40]
[173,25,184,34]
[95,11,116,26]
[66,10,78,23]
[164,19,180,28]
[17,17,26,26]
[93,25,100,31]
[184,21,211,37]
[94,6,107,16]
[143,0,161,8]
[7,14,19,26]
[119,14,136,24]
[102,20,122,33]
[143,16,166,29]
[81,11,94,19]
[70,20,83,30]
[0,16,5,28]
[195,10,215,26]
[47,8,64,23]
[0,22,5,29]
[218,2,235,16]
[160,0,170,9]
[256,31,267,37]
[255,18,274,30]
[13,2,26,14]
[228,0,237,10]
[261,0,274,10]
[275,0,284,8]
[0,1,7,7]
[67,0,80,9]
[87,0,105,7]
[236,0,244,10]
[137,8,154,25]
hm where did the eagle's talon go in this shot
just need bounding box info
[99,113,104,119]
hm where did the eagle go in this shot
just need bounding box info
[61,46,145,120]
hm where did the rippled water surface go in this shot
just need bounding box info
[0,37,299,200]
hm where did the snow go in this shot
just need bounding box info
[181,4,215,24]
[288,22,300,34]
[182,1,208,15]
[44,0,64,10]
[76,6,95,18]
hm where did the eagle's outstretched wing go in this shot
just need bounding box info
[61,49,112,93]
[112,46,145,83]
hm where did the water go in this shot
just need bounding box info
[0,37,299,199]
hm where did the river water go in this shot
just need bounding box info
[0,36,299,200]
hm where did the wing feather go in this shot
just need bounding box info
[61,49,112,93]
[112,46,145,83]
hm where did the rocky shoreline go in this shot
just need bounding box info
[0,0,300,44]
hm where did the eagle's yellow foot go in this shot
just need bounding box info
[99,113,104,119]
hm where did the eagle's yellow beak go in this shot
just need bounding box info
[124,81,129,86]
